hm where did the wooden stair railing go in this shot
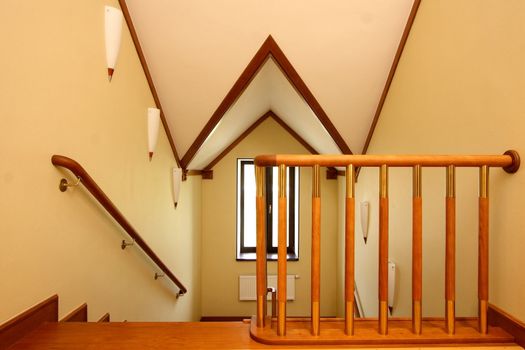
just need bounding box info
[251,151,520,345]
[51,155,187,296]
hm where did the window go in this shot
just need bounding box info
[236,159,299,261]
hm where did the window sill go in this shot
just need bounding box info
[236,252,299,262]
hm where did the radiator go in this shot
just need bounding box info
[239,275,297,301]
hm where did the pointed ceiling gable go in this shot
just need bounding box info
[184,36,348,170]
[123,1,419,167]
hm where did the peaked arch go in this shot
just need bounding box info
[180,35,352,169]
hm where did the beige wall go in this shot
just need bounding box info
[349,0,525,321]
[201,117,338,317]
[0,0,201,322]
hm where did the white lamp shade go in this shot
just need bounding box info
[147,107,161,160]
[105,6,123,79]
[172,167,183,208]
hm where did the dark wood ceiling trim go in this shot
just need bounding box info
[181,35,351,168]
[203,111,273,171]
[267,40,352,155]
[361,0,422,155]
[180,39,274,168]
[202,110,336,178]
[270,113,318,155]
[119,0,181,167]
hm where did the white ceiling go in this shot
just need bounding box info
[124,0,415,169]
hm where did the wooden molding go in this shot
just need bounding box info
[181,35,352,168]
[0,295,58,349]
[97,313,111,323]
[201,170,213,180]
[200,316,249,322]
[202,112,273,171]
[488,303,525,348]
[118,1,181,167]
[201,110,339,179]
[326,167,338,180]
[361,0,422,155]
[60,303,87,323]
[270,113,318,155]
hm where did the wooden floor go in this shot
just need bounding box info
[8,321,524,350]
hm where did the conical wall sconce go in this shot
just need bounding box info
[172,167,183,208]
[147,107,161,161]
[105,6,123,82]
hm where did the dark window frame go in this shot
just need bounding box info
[237,159,299,261]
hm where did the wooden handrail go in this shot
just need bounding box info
[254,151,520,172]
[253,150,520,343]
[51,155,187,296]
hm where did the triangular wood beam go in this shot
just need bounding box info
[180,35,352,169]
[201,110,339,180]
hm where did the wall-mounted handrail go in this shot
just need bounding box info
[51,155,187,296]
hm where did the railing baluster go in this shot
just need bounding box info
[345,165,356,335]
[278,164,287,336]
[311,164,321,336]
[412,165,423,334]
[479,165,489,334]
[255,166,267,328]
[379,164,389,335]
[445,165,456,334]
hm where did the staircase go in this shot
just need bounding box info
[0,295,524,349]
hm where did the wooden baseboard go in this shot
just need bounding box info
[0,295,58,350]
[200,316,249,322]
[60,303,87,322]
[488,303,525,348]
[97,313,110,323]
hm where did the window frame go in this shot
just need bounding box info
[236,158,299,261]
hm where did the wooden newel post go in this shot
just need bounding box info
[345,165,356,335]
[379,165,389,335]
[311,164,321,336]
[277,164,287,336]
[412,165,423,335]
[479,166,489,334]
[255,166,267,328]
[445,165,456,334]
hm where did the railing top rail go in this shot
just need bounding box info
[254,151,520,173]
[51,155,187,295]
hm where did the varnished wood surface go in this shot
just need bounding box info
[8,320,519,350]
[51,155,187,295]
[250,317,516,347]
[489,303,525,348]
[97,313,110,323]
[254,154,516,168]
[60,303,87,323]
[478,198,489,301]
[0,295,58,350]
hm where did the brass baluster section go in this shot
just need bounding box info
[345,165,356,335]
[479,165,489,334]
[255,166,267,327]
[379,165,389,335]
[445,165,456,334]
[277,164,287,336]
[412,165,423,335]
[311,165,321,336]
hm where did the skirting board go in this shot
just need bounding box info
[488,303,525,348]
